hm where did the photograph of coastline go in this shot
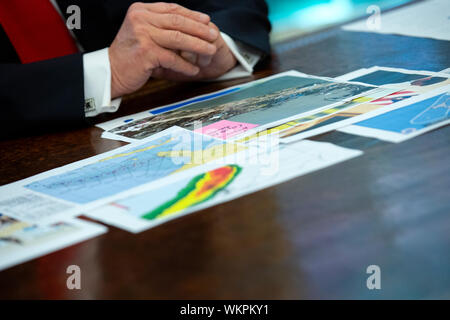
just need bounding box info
[107,75,373,140]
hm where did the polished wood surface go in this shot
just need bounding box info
[1,24,450,299]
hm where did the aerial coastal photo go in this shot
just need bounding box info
[110,76,372,140]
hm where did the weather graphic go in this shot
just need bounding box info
[410,92,450,125]
[25,131,243,204]
[358,92,450,134]
[142,165,242,220]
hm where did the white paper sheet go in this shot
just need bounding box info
[86,139,362,233]
[342,0,450,41]
[99,70,376,143]
[280,67,450,143]
[0,127,247,224]
[338,85,450,142]
[0,216,106,271]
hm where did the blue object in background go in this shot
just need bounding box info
[266,0,413,42]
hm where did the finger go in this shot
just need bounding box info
[197,54,213,67]
[154,29,217,56]
[150,13,218,42]
[157,48,200,76]
[181,51,198,64]
[209,21,219,30]
[145,2,210,24]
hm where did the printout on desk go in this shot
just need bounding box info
[0,127,247,225]
[86,139,362,233]
[0,216,106,271]
[98,70,376,143]
[338,85,450,142]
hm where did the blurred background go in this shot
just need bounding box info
[266,0,413,43]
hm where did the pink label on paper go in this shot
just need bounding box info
[194,120,258,140]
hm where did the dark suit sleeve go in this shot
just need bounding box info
[0,54,86,139]
[62,0,272,55]
[0,0,271,139]
[0,0,129,139]
[0,0,127,139]
[181,0,272,55]
[57,0,131,52]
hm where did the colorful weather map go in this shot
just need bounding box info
[142,165,241,220]
[25,129,244,204]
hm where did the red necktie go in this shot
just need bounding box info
[0,0,78,63]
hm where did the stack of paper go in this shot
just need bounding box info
[1,65,449,270]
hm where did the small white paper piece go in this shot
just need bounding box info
[0,215,106,271]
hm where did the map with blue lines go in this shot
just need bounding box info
[25,130,230,204]
[357,92,450,134]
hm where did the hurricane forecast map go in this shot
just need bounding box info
[25,129,241,204]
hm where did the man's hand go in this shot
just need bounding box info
[152,23,237,81]
[109,2,219,98]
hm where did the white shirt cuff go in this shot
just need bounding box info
[83,48,122,117]
[216,32,262,81]
[82,36,260,115]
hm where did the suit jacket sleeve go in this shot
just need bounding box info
[0,54,86,139]
[63,0,272,55]
[0,0,127,139]
[182,0,272,55]
[0,0,271,139]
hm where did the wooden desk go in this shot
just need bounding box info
[1,26,449,299]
